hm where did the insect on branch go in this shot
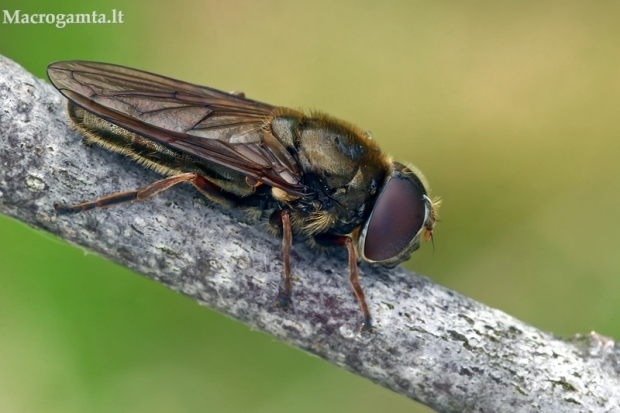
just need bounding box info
[1,55,619,413]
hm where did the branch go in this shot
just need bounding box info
[1,55,619,413]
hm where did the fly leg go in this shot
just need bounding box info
[315,233,373,332]
[270,209,293,310]
[55,172,238,214]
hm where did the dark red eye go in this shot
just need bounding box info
[363,176,426,261]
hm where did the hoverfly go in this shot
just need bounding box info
[47,61,439,331]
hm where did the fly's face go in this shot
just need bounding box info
[357,162,437,269]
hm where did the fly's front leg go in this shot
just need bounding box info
[315,233,373,332]
[270,209,293,310]
[344,237,373,332]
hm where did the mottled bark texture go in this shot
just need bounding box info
[1,55,619,413]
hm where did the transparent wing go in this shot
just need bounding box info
[47,60,306,194]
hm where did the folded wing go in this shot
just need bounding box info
[47,61,306,194]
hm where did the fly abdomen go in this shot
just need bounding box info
[68,102,184,177]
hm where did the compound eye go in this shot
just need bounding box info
[363,176,426,262]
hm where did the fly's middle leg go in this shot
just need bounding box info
[270,209,293,311]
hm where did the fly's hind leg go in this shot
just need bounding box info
[270,209,293,311]
[55,172,239,215]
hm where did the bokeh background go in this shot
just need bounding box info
[1,1,620,412]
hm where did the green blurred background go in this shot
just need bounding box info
[1,1,620,412]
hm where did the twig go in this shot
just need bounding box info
[1,55,619,413]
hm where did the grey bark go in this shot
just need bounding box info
[1,54,619,413]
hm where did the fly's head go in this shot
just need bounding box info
[357,162,438,268]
